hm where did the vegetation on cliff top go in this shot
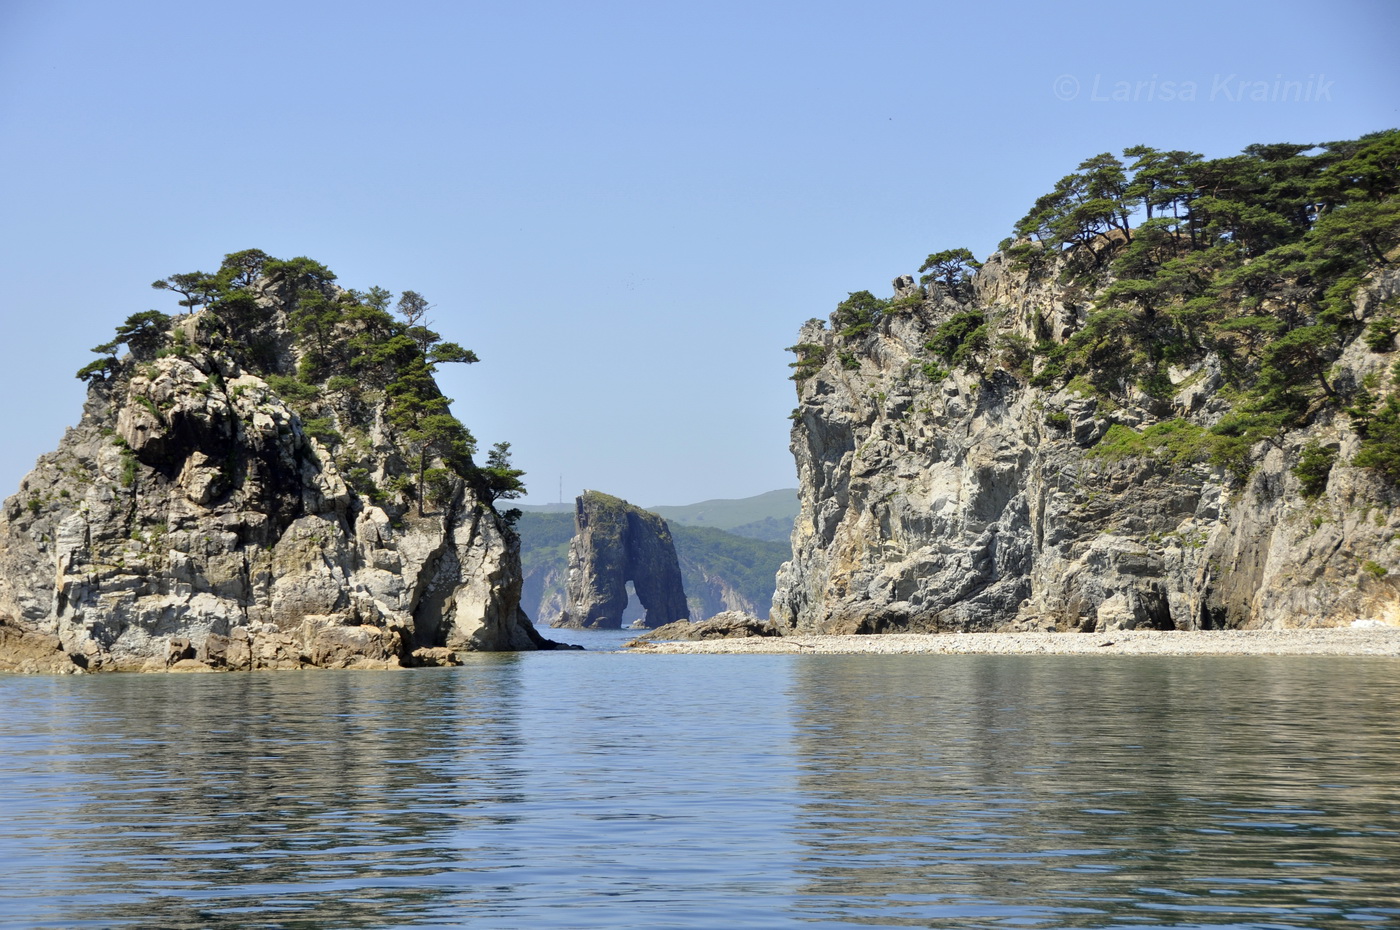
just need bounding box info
[793,129,1400,489]
[78,249,525,519]
[1013,130,1399,476]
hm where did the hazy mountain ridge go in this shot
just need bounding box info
[517,491,794,624]
[519,488,799,539]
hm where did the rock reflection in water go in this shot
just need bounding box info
[12,659,527,929]
[2,653,1398,928]
[787,656,1400,927]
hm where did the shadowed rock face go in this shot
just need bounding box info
[556,492,689,629]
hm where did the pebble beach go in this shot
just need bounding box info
[625,627,1400,656]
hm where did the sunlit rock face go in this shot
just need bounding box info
[0,279,551,674]
[557,491,689,630]
[772,259,1400,635]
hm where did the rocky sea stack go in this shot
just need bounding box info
[774,132,1400,634]
[557,491,689,630]
[0,250,554,673]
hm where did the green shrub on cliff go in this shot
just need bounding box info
[830,291,888,338]
[265,374,319,408]
[918,248,982,294]
[75,357,119,383]
[1365,314,1399,352]
[478,441,527,505]
[923,310,989,371]
[101,249,524,519]
[804,133,1400,491]
[77,310,172,378]
[787,342,828,383]
[1090,419,1217,467]
[1292,442,1338,498]
[1352,394,1400,482]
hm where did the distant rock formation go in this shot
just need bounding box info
[556,491,689,629]
[680,558,763,619]
[516,506,790,625]
[521,561,569,628]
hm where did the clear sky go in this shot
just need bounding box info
[2,0,1396,507]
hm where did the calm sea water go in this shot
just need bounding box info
[1,630,1397,929]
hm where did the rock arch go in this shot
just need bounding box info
[557,491,689,629]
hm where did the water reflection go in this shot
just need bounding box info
[0,654,806,929]
[4,659,528,929]
[788,656,1400,927]
[2,654,1398,928]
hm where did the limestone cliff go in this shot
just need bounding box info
[557,491,689,629]
[681,557,765,619]
[773,257,1400,634]
[0,253,554,673]
[522,562,569,627]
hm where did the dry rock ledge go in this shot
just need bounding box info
[626,627,1400,656]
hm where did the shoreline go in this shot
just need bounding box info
[623,627,1400,657]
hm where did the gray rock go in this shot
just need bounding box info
[630,610,780,642]
[772,256,1400,633]
[0,284,552,672]
[556,491,689,629]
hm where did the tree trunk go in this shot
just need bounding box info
[417,451,426,517]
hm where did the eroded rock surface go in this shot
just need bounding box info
[773,258,1400,634]
[556,491,689,629]
[629,611,780,643]
[0,267,554,672]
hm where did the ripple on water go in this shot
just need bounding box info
[0,654,1397,928]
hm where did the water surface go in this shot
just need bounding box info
[1,651,1396,928]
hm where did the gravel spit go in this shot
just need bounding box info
[624,628,1400,657]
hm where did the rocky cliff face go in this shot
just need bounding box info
[772,258,1400,634]
[557,491,689,629]
[0,260,552,673]
[680,558,764,619]
[521,562,569,627]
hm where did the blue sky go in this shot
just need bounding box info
[1,0,1396,507]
